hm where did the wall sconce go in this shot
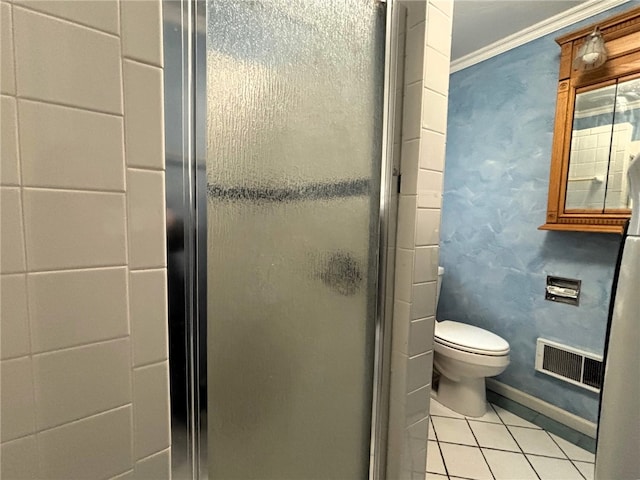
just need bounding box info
[573,27,608,70]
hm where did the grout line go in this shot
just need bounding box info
[26,264,128,275]
[546,433,589,480]
[503,424,542,480]
[21,185,126,195]
[12,4,120,38]
[16,96,123,118]
[122,56,162,71]
[465,417,496,480]
[31,335,130,358]
[435,438,450,478]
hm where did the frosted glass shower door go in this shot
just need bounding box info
[205,1,386,478]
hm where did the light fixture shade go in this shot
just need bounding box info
[573,27,608,70]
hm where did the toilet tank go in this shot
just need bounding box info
[437,266,445,306]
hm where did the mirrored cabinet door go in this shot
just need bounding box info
[565,76,640,212]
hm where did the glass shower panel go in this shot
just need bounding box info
[205,1,385,479]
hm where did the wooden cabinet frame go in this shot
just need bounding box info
[540,6,640,234]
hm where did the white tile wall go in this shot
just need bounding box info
[23,189,127,270]
[28,268,129,352]
[387,1,452,478]
[0,0,170,477]
[0,3,16,95]
[133,361,171,460]
[19,100,126,191]
[1,95,19,184]
[13,8,123,114]
[0,274,29,359]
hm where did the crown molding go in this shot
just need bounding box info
[450,0,631,74]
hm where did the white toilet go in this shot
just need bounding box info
[433,267,510,417]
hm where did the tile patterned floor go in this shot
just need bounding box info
[427,398,595,480]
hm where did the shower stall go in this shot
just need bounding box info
[163,1,403,478]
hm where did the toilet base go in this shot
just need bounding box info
[437,375,487,417]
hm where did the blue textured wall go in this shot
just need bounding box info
[439,5,639,423]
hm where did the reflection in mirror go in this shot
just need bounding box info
[565,78,640,211]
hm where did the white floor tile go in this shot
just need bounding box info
[508,427,566,458]
[468,421,520,451]
[468,403,502,423]
[527,455,584,480]
[549,434,595,462]
[482,449,538,480]
[439,443,492,480]
[426,441,446,475]
[493,405,540,429]
[429,398,464,418]
[428,418,436,441]
[574,461,595,480]
[431,417,477,446]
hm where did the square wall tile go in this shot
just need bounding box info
[38,405,133,480]
[28,267,129,353]
[13,0,119,34]
[121,0,163,66]
[0,356,36,441]
[394,248,414,303]
[426,4,452,56]
[33,338,132,430]
[400,139,420,194]
[133,362,171,459]
[409,317,434,356]
[424,47,450,95]
[23,189,127,271]
[0,3,15,95]
[406,385,430,426]
[397,195,417,249]
[127,169,167,269]
[411,282,436,319]
[416,208,441,246]
[130,269,168,366]
[407,1,426,28]
[135,448,171,480]
[407,351,432,393]
[417,170,443,209]
[430,0,453,18]
[419,129,446,172]
[1,95,20,185]
[402,82,423,141]
[413,246,438,283]
[0,435,39,480]
[0,187,26,273]
[0,274,30,359]
[421,89,448,134]
[392,300,411,355]
[123,61,165,169]
[19,100,125,191]
[404,22,425,86]
[13,8,122,114]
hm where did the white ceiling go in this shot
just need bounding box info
[451,1,587,61]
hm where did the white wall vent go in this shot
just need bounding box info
[535,338,603,393]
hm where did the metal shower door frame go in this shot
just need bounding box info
[164,1,401,478]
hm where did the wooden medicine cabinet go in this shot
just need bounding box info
[540,6,640,234]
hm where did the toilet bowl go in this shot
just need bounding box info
[434,268,510,417]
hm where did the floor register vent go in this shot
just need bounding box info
[535,338,603,393]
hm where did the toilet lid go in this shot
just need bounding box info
[435,321,510,356]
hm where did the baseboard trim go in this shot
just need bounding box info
[486,379,597,438]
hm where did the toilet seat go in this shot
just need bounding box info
[435,321,510,356]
